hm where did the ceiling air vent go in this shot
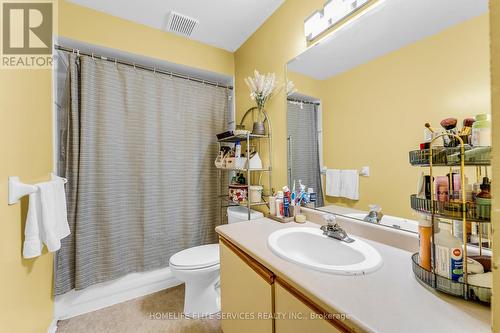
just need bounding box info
[165,11,198,37]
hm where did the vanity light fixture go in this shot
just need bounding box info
[304,10,329,42]
[304,0,375,41]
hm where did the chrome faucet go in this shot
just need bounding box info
[363,204,383,224]
[320,214,354,243]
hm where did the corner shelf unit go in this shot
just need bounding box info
[217,108,272,221]
[409,135,492,304]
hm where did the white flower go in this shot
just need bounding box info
[244,70,281,109]
[286,80,297,96]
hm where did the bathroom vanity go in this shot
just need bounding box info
[216,216,491,333]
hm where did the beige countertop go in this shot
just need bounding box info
[215,218,491,333]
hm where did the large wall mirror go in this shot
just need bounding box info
[286,0,491,244]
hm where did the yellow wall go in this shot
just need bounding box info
[0,1,234,332]
[58,0,234,76]
[287,71,323,100]
[0,71,55,333]
[321,15,490,218]
[234,0,325,192]
[490,0,499,331]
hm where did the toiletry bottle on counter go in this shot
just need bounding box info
[275,191,284,218]
[418,216,432,271]
[435,222,463,281]
[471,113,491,147]
[283,194,290,217]
[269,194,277,216]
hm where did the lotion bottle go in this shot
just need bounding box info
[434,222,463,281]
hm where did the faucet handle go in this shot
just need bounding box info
[322,214,336,226]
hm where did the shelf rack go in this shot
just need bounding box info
[217,107,272,221]
[409,146,491,166]
[409,134,492,304]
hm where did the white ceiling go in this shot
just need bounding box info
[288,0,489,80]
[68,0,284,52]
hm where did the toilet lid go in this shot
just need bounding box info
[169,244,220,269]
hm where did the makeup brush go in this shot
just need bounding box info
[425,123,435,133]
[459,118,475,136]
[440,118,458,131]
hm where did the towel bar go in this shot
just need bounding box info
[8,173,67,205]
[321,167,370,176]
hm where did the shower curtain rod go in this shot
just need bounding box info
[287,98,320,106]
[55,45,233,90]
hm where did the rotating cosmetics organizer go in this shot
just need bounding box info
[409,133,492,304]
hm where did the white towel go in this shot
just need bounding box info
[326,169,342,197]
[23,191,44,258]
[23,177,70,258]
[38,178,70,252]
[340,169,359,200]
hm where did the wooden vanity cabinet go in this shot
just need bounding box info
[274,279,343,333]
[219,237,353,333]
[219,238,274,333]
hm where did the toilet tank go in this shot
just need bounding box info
[227,206,264,223]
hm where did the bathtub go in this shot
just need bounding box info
[345,213,419,233]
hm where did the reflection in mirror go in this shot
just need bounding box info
[287,94,324,207]
[286,0,491,244]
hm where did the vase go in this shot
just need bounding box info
[252,121,265,135]
[252,107,266,135]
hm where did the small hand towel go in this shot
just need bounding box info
[340,169,359,200]
[23,190,44,258]
[326,169,342,197]
[38,177,70,252]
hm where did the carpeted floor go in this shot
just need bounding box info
[56,285,221,333]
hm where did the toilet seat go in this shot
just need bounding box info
[169,244,219,270]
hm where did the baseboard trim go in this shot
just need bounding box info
[54,267,181,320]
[47,319,58,333]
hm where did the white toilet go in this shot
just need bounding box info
[169,206,264,317]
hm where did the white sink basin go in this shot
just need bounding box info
[267,227,383,275]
